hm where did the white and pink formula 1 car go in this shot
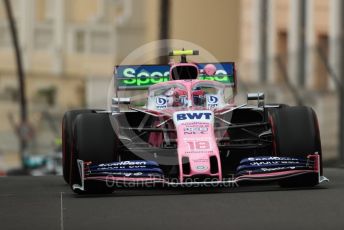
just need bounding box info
[62,50,328,194]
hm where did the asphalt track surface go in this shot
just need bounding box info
[0,168,343,230]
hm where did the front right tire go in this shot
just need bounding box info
[269,106,322,188]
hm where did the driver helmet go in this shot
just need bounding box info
[164,87,187,107]
[192,87,206,106]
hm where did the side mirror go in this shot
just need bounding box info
[247,93,264,101]
[112,97,131,105]
[247,92,265,107]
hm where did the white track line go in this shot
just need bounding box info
[60,192,64,230]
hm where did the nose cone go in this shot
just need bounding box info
[172,110,222,182]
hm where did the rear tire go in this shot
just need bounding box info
[269,106,322,188]
[72,113,118,194]
[62,109,95,184]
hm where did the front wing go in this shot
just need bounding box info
[72,154,328,192]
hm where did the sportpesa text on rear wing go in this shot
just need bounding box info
[114,62,236,90]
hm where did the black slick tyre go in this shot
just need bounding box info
[269,106,322,188]
[62,109,95,184]
[72,113,118,194]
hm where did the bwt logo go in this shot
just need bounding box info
[156,97,167,106]
[208,95,218,104]
[177,112,212,121]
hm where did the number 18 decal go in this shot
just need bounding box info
[186,140,210,150]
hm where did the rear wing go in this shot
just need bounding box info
[114,62,236,91]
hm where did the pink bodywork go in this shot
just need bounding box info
[132,62,234,182]
[173,110,222,182]
[146,79,229,182]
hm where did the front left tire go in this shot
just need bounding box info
[71,113,119,194]
[62,109,95,184]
